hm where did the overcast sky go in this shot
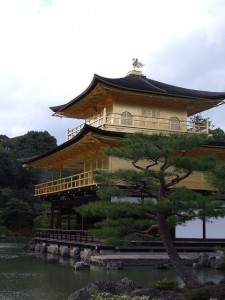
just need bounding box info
[1,0,225,145]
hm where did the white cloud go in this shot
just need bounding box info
[0,0,225,144]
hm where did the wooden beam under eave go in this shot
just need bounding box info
[60,84,110,119]
[24,134,121,170]
[188,145,225,161]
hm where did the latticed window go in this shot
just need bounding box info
[142,108,160,118]
[121,111,133,125]
[170,117,180,130]
[141,108,160,128]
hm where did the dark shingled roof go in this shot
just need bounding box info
[18,124,126,165]
[19,123,225,166]
[50,74,225,113]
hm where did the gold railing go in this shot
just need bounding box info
[67,123,85,140]
[34,170,95,196]
[67,110,105,140]
[67,110,208,140]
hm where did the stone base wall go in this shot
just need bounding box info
[33,242,98,263]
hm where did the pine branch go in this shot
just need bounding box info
[146,161,158,169]
[133,224,159,236]
[177,149,187,156]
[175,211,197,219]
[165,171,191,188]
[160,159,171,171]
[131,160,144,170]
[132,183,158,198]
[132,160,158,170]
[143,212,157,219]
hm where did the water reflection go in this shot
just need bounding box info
[193,267,225,284]
[1,242,225,300]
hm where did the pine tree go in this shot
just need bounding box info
[77,132,225,288]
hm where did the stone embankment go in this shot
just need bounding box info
[25,239,225,271]
[25,238,96,262]
[25,238,199,268]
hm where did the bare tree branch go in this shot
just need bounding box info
[165,171,191,188]
[146,161,158,169]
[143,212,156,219]
[133,224,159,236]
[132,161,144,170]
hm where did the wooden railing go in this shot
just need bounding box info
[67,110,208,140]
[34,170,95,196]
[67,110,105,140]
[35,228,94,243]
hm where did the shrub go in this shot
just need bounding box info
[0,225,12,238]
[150,277,180,291]
[185,285,225,300]
[91,293,151,300]
[34,214,51,228]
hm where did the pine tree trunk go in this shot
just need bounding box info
[156,212,202,288]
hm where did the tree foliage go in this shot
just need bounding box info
[190,114,225,142]
[79,133,225,243]
[76,132,225,287]
[208,162,225,193]
[0,198,34,230]
[0,131,57,234]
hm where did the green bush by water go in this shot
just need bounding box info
[91,293,152,300]
[150,277,180,291]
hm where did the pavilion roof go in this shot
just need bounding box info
[19,123,225,169]
[18,124,125,168]
[50,73,225,116]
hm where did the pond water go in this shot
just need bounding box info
[1,242,225,300]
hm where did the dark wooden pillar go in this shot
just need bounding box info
[58,201,62,229]
[68,215,71,230]
[51,201,54,229]
[82,216,84,231]
[170,227,176,239]
[203,218,206,240]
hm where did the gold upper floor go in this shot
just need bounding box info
[28,73,225,196]
[49,74,224,142]
[34,156,215,197]
[66,108,208,140]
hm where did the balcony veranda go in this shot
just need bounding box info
[67,109,208,140]
[35,111,209,197]
[34,170,97,197]
[34,168,212,197]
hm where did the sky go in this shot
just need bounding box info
[0,0,225,145]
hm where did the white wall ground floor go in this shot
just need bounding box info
[175,217,225,239]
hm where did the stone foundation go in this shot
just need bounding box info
[33,241,97,262]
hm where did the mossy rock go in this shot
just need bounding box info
[185,284,225,300]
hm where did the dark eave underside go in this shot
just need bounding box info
[18,124,126,165]
[19,123,225,167]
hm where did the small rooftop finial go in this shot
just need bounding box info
[127,58,145,76]
[132,58,144,70]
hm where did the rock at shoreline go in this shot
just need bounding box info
[67,278,139,300]
[211,256,225,270]
[24,239,36,251]
[219,278,225,285]
[130,287,184,300]
[74,261,90,271]
[192,253,225,270]
[106,261,124,270]
[67,277,185,300]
